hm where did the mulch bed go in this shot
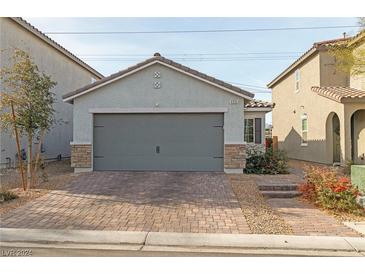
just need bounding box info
[229,174,293,235]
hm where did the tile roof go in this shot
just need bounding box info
[63,53,254,102]
[245,99,274,109]
[313,37,350,47]
[10,17,103,79]
[267,35,356,88]
[311,86,365,103]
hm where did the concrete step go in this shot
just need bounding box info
[258,184,298,191]
[261,190,302,198]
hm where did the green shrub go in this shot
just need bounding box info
[0,191,18,202]
[244,149,289,175]
[299,166,363,215]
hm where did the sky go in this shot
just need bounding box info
[26,17,361,124]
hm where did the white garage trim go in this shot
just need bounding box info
[89,107,228,113]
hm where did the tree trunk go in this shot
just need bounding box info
[10,101,26,191]
[31,129,45,188]
[26,134,33,191]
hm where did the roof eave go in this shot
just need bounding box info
[10,17,104,79]
[348,30,365,47]
[63,59,254,103]
[244,107,272,112]
[267,47,318,88]
[341,97,365,104]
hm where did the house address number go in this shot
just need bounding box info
[229,99,239,105]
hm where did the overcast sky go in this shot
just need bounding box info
[26,17,361,124]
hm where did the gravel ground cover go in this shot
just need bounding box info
[229,174,293,235]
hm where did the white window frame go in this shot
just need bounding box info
[294,69,300,93]
[301,114,308,146]
[244,118,255,143]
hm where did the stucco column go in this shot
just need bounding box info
[343,108,353,164]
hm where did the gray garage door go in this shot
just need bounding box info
[93,113,224,171]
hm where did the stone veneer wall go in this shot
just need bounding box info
[224,144,247,169]
[71,144,92,168]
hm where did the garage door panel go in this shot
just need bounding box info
[93,113,224,171]
[94,156,223,171]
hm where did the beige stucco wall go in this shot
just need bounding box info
[352,109,365,164]
[350,42,365,90]
[319,51,349,87]
[349,41,365,164]
[272,52,347,164]
[344,104,365,164]
[0,18,100,167]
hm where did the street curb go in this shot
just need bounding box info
[1,228,365,253]
[145,232,365,252]
[2,242,363,257]
[0,228,147,245]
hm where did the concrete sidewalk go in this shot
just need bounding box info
[1,228,365,256]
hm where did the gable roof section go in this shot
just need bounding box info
[267,37,351,88]
[62,53,254,103]
[10,17,103,79]
[311,86,365,103]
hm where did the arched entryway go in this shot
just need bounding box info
[351,109,365,164]
[326,112,341,163]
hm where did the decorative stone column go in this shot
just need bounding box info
[224,144,246,173]
[71,143,92,170]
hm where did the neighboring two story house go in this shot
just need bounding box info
[268,31,365,165]
[0,17,103,168]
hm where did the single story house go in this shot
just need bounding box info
[63,53,271,173]
[268,31,365,165]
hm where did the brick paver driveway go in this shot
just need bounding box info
[1,172,250,234]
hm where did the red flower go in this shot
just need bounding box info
[334,185,348,193]
[338,177,350,184]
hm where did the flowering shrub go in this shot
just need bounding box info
[244,149,289,175]
[299,166,363,214]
